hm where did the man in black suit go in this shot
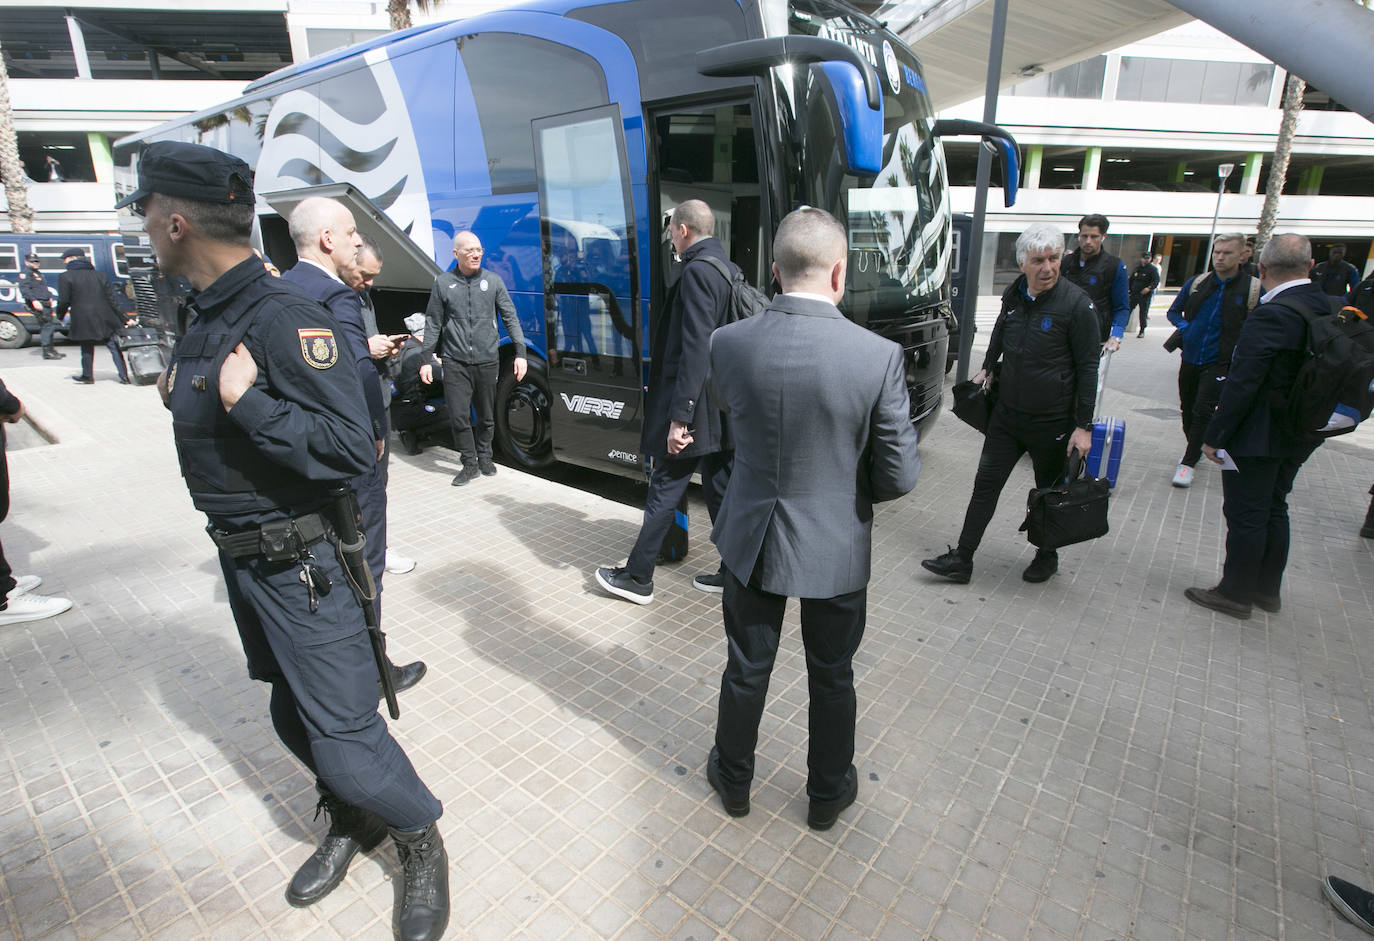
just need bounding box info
[283,197,425,691]
[703,208,921,830]
[594,199,735,603]
[1186,234,1328,620]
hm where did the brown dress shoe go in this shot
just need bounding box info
[1184,586,1252,620]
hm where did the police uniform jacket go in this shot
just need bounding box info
[1350,273,1374,319]
[1204,282,1332,459]
[167,256,374,531]
[281,262,388,441]
[641,237,733,460]
[983,276,1100,429]
[1311,259,1359,298]
[55,259,124,342]
[18,270,53,311]
[1128,262,1159,300]
[419,267,524,366]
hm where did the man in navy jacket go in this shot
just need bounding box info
[1186,234,1328,620]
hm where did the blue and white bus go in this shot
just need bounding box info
[113,0,1017,477]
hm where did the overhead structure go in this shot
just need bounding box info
[869,0,1190,109]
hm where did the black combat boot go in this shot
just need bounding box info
[286,788,388,907]
[388,659,427,694]
[392,823,449,941]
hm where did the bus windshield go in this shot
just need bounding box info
[771,0,950,326]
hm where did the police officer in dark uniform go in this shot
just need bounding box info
[119,142,449,941]
[18,254,65,359]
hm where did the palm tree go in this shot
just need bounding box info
[387,0,434,32]
[0,38,35,233]
[1255,71,1304,252]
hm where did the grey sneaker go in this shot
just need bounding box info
[692,570,726,593]
[594,566,653,604]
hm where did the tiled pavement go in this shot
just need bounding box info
[1,318,1372,941]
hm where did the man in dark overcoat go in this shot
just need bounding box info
[56,248,130,384]
[593,198,735,603]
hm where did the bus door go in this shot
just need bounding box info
[533,106,642,473]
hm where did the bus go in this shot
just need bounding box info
[112,0,1017,478]
[0,233,146,348]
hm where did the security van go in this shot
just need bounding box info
[0,234,147,348]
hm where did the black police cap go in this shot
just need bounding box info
[114,141,253,209]
[24,253,39,262]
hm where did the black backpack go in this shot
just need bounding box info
[694,255,769,323]
[1273,294,1374,439]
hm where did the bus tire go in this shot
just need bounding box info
[495,358,555,471]
[0,314,31,349]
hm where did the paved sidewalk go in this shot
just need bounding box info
[0,331,1372,940]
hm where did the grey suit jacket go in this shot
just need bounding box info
[707,294,921,598]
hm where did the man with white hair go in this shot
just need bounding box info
[922,222,1100,585]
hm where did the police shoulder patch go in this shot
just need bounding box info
[298,328,339,369]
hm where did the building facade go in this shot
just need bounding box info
[943,21,1374,294]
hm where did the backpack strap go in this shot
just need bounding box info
[692,254,737,285]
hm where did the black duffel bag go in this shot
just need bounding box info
[1019,451,1110,550]
[951,372,998,433]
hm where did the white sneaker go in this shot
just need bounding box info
[10,574,41,596]
[0,593,73,626]
[385,550,416,575]
[1172,464,1194,488]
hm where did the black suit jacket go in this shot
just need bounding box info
[1204,281,1331,458]
[282,262,387,439]
[641,237,732,459]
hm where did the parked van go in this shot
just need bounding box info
[0,234,149,348]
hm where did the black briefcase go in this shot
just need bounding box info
[951,377,997,433]
[1019,452,1110,550]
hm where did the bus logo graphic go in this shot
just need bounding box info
[607,449,638,464]
[560,393,626,419]
[883,41,901,95]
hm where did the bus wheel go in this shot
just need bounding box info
[495,361,554,470]
[0,315,31,349]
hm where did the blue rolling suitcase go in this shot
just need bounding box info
[1085,349,1125,488]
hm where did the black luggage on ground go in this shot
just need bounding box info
[118,327,167,386]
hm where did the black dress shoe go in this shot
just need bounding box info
[1253,594,1281,614]
[1184,586,1252,620]
[1022,549,1059,583]
[921,546,972,583]
[390,660,427,694]
[808,765,858,831]
[392,823,449,941]
[117,376,131,385]
[286,790,388,907]
[706,746,749,817]
[71,375,94,384]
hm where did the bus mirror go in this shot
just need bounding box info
[931,119,1021,207]
[697,36,882,111]
[813,62,883,176]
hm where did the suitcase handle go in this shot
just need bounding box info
[1094,348,1113,420]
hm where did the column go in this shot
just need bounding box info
[88,133,113,184]
[1240,153,1262,195]
[1082,147,1102,192]
[1023,145,1042,190]
[66,15,92,80]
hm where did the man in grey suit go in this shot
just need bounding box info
[704,208,921,831]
